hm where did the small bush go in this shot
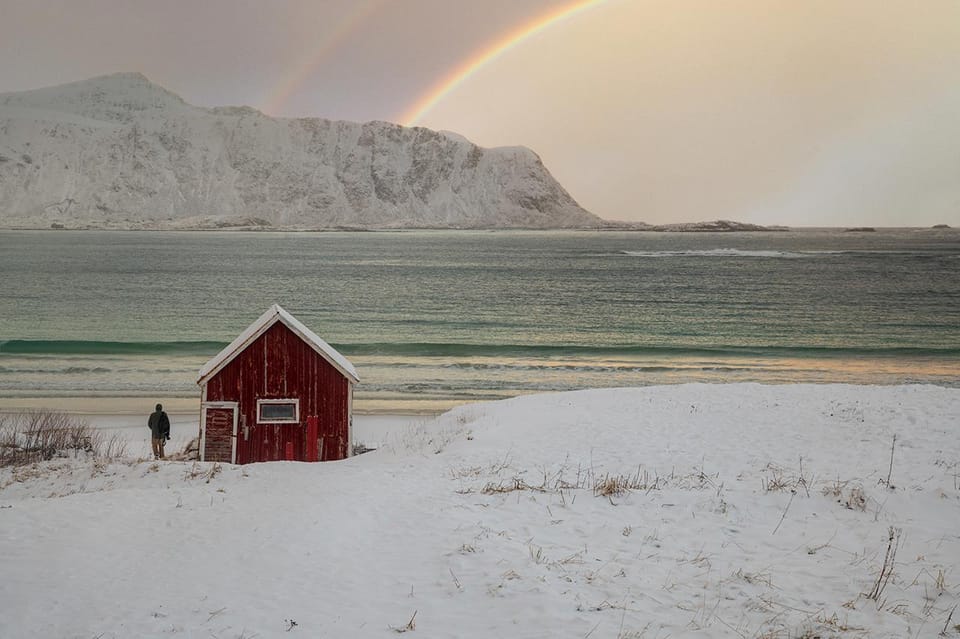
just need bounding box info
[0,411,124,467]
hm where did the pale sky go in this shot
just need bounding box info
[1,0,958,226]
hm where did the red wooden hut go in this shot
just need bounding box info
[196,304,359,464]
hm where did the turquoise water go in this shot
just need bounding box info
[1,229,958,410]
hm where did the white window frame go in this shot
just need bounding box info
[257,398,300,424]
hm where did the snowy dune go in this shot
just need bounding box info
[1,383,958,638]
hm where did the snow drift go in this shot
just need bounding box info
[1,383,958,638]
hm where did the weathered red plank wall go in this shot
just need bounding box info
[203,323,350,464]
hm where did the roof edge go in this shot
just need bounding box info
[196,305,359,386]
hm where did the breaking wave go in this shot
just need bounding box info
[2,339,958,359]
[619,249,956,259]
[0,340,226,356]
[622,249,813,258]
[337,343,960,359]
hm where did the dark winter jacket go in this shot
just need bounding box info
[148,410,170,439]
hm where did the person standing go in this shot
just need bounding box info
[148,403,171,459]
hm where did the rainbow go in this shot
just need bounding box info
[261,0,385,116]
[399,0,611,126]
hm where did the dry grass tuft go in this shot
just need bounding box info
[589,466,666,497]
[593,473,638,497]
[822,478,868,511]
[183,461,222,483]
[761,465,792,492]
[481,477,546,495]
[844,486,867,511]
[761,459,811,496]
[865,526,901,603]
[0,410,125,466]
[388,420,461,455]
[166,437,199,462]
[390,610,417,633]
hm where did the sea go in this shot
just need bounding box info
[1,229,958,413]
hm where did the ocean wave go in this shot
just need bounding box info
[620,249,958,259]
[0,366,112,375]
[2,339,957,360]
[338,342,960,359]
[0,340,226,356]
[622,249,813,258]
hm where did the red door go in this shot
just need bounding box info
[202,406,236,463]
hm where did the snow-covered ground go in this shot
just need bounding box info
[70,412,429,462]
[1,383,958,638]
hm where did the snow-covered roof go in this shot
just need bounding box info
[197,304,359,386]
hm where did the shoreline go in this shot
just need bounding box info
[2,225,955,232]
[3,379,958,418]
[0,395,454,417]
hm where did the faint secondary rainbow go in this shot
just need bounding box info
[261,0,384,116]
[399,0,611,126]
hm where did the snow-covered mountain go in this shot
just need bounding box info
[0,73,602,230]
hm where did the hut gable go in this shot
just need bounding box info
[197,304,359,386]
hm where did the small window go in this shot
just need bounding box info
[257,399,299,424]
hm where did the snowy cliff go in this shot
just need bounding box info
[0,73,601,230]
